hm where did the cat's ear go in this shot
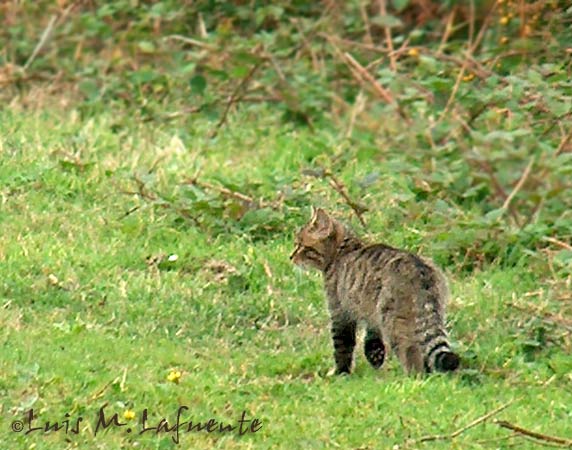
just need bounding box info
[311,208,334,236]
[309,206,318,224]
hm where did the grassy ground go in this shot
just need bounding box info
[1,107,571,450]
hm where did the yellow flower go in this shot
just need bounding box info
[463,73,475,82]
[124,410,135,420]
[499,36,509,45]
[167,370,182,383]
[407,48,419,58]
[499,16,510,25]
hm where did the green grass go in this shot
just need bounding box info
[1,108,571,450]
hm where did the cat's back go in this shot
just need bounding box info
[328,243,447,315]
[327,244,401,318]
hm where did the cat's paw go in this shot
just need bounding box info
[364,340,385,369]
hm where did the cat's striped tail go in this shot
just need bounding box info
[422,332,460,372]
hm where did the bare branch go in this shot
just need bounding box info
[407,400,514,446]
[494,420,572,447]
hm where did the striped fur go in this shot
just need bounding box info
[291,208,460,375]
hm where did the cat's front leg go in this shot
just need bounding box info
[330,316,357,374]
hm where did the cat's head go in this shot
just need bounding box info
[290,208,345,270]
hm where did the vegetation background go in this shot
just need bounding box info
[1,0,572,448]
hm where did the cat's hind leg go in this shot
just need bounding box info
[364,327,385,369]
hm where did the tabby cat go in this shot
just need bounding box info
[290,208,460,375]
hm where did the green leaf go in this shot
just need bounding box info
[546,99,571,117]
[391,0,410,12]
[190,75,207,95]
[484,207,506,222]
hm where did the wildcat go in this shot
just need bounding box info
[290,208,460,375]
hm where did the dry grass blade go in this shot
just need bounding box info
[164,34,217,51]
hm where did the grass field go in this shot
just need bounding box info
[1,106,571,449]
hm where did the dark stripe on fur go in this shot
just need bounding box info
[426,342,449,362]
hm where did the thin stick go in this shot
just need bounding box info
[541,236,572,251]
[377,0,397,71]
[438,7,457,53]
[410,400,514,445]
[359,2,374,46]
[341,51,408,121]
[326,173,368,228]
[555,130,572,156]
[346,90,366,139]
[23,2,76,71]
[438,0,498,122]
[439,57,467,120]
[473,159,508,202]
[319,33,389,53]
[470,0,498,53]
[23,15,58,70]
[185,178,256,205]
[343,52,394,104]
[302,168,368,227]
[502,157,534,210]
[210,61,262,138]
[494,420,572,447]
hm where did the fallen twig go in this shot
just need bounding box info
[184,178,257,206]
[494,420,572,447]
[407,400,514,446]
